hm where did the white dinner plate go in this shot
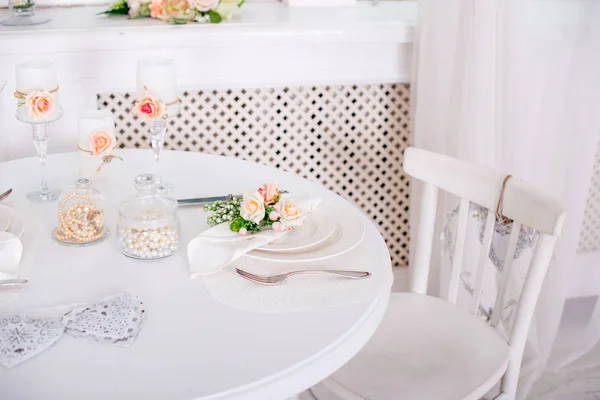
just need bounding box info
[0,205,24,238]
[246,201,365,263]
[259,210,335,253]
[0,211,9,232]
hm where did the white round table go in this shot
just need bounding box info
[0,150,392,400]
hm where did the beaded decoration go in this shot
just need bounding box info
[54,193,105,244]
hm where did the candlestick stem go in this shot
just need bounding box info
[149,119,173,193]
[28,123,59,203]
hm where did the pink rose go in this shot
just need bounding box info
[258,182,280,204]
[136,94,165,120]
[89,131,116,156]
[149,0,165,18]
[25,90,54,119]
[189,0,218,12]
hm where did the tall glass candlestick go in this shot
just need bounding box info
[149,119,173,193]
[137,57,179,193]
[15,59,62,203]
[28,122,59,202]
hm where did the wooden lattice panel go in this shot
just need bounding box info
[98,83,411,266]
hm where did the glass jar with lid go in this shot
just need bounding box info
[53,178,108,246]
[117,174,180,260]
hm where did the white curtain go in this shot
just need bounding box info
[411,0,600,399]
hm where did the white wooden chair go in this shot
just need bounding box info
[311,147,567,400]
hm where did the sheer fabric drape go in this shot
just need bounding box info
[411,1,600,398]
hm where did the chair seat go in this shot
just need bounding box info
[324,293,510,400]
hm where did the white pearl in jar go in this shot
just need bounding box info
[119,226,179,260]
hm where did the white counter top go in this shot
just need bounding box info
[0,2,416,52]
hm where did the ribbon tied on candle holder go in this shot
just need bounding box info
[77,146,123,172]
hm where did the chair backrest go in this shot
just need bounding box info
[403,147,566,397]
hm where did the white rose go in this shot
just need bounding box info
[127,0,143,16]
[189,0,219,12]
[215,2,240,20]
[240,192,265,224]
[275,198,306,228]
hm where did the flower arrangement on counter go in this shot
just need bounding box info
[101,0,244,24]
[204,182,307,235]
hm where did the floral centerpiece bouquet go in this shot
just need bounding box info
[204,182,307,236]
[101,0,244,24]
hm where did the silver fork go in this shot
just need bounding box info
[235,268,370,285]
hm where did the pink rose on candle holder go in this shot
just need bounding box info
[135,94,165,120]
[189,0,218,12]
[25,90,54,119]
[89,131,116,156]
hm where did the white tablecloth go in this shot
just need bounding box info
[0,150,392,400]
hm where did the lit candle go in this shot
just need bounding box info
[15,59,61,122]
[137,56,179,116]
[78,109,119,180]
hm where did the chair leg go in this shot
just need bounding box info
[316,378,366,400]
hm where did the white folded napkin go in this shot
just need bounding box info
[0,232,23,280]
[188,197,320,277]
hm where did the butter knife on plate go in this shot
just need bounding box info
[177,194,240,206]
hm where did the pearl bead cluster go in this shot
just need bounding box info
[54,194,105,244]
[118,226,178,259]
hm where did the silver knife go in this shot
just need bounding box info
[177,194,240,206]
[0,278,28,286]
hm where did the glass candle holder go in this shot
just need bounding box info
[0,0,50,26]
[53,178,108,246]
[117,174,180,260]
[15,60,63,203]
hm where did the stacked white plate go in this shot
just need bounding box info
[247,201,365,262]
[0,204,24,238]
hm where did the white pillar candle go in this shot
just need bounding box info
[15,59,61,123]
[16,59,58,93]
[137,56,179,116]
[78,109,119,180]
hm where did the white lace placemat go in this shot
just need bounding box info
[200,247,392,313]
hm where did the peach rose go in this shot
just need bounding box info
[189,0,218,12]
[275,198,306,228]
[136,94,165,120]
[25,90,54,119]
[89,131,116,156]
[240,191,265,224]
[258,182,279,204]
[164,0,194,19]
[149,0,165,18]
